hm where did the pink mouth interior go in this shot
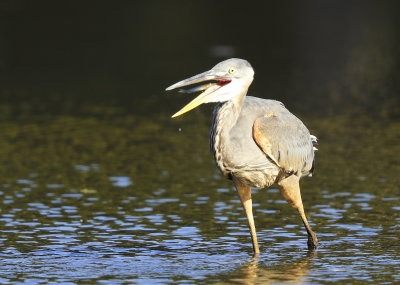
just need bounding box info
[216,78,232,86]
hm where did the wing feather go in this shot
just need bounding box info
[252,112,315,176]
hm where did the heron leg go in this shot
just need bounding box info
[234,179,260,255]
[277,175,318,249]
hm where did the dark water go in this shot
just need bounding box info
[1,1,400,284]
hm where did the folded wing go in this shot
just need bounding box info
[252,112,315,177]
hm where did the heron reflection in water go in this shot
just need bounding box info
[166,58,318,255]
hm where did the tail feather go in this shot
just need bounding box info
[310,135,318,151]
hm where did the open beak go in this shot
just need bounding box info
[166,70,231,118]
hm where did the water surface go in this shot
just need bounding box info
[0,105,399,283]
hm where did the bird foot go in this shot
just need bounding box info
[307,232,319,249]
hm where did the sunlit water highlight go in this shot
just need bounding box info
[0,110,399,284]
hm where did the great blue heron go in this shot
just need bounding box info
[166,58,318,255]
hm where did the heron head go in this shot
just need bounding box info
[166,58,254,118]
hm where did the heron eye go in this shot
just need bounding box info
[228,67,236,74]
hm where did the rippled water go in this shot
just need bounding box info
[0,107,399,283]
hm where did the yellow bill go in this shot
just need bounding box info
[171,85,221,118]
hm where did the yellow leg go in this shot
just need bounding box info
[278,175,318,249]
[234,179,260,255]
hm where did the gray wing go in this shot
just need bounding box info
[252,111,315,176]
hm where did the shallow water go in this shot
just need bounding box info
[0,104,399,284]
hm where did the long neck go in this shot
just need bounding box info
[210,93,246,163]
[218,95,244,133]
[214,77,252,130]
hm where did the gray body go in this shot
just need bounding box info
[211,96,315,188]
